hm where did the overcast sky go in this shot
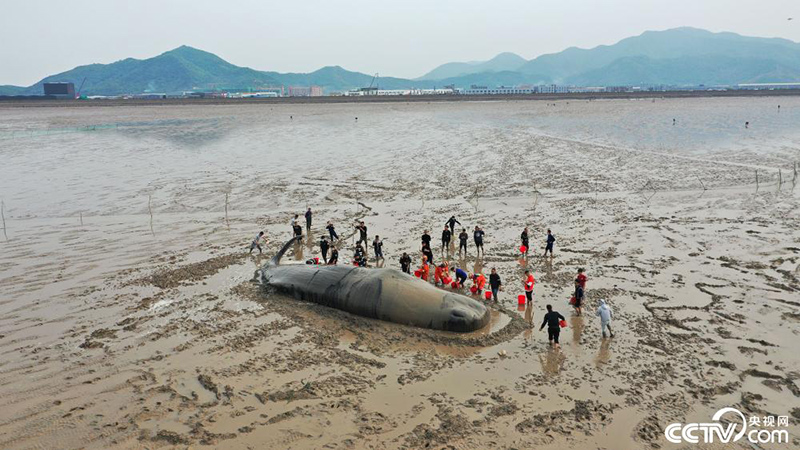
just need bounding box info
[1,0,799,86]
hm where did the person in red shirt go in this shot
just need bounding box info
[434,263,446,285]
[574,268,587,315]
[523,270,535,303]
[473,273,487,293]
[419,256,430,282]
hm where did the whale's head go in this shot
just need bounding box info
[440,292,490,332]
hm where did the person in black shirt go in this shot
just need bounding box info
[372,235,384,260]
[399,252,412,274]
[355,221,368,246]
[473,226,485,256]
[441,226,451,252]
[421,230,431,247]
[489,268,502,302]
[421,242,434,266]
[328,247,339,265]
[458,229,469,256]
[521,227,529,256]
[539,304,566,349]
[305,208,312,232]
[354,243,366,266]
[320,236,330,264]
[446,216,461,235]
[326,221,338,242]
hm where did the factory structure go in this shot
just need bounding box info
[21,79,800,101]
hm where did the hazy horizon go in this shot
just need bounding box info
[1,0,799,86]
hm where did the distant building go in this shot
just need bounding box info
[462,86,536,95]
[737,82,800,90]
[288,86,323,97]
[43,82,75,98]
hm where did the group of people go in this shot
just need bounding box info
[250,210,615,347]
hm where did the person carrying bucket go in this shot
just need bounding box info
[573,268,587,316]
[596,299,614,338]
[489,268,502,302]
[523,270,535,303]
[472,272,487,294]
[521,227,530,256]
[451,265,468,287]
[539,304,567,349]
[419,256,430,282]
[434,263,447,285]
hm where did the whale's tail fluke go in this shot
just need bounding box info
[269,236,302,267]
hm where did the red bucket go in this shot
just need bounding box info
[559,319,568,328]
[443,277,451,285]
[470,286,478,294]
[451,281,459,289]
[484,291,492,300]
[520,245,527,253]
[414,270,422,278]
[517,294,526,305]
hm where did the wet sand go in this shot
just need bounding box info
[0,98,799,449]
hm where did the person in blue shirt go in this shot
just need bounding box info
[544,229,556,257]
[450,266,468,287]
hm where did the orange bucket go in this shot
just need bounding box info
[517,294,526,305]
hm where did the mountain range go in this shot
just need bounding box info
[2,27,799,96]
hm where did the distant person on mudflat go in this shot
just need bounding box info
[473,226,485,256]
[372,235,384,260]
[489,268,502,302]
[441,225,451,252]
[328,247,339,265]
[326,221,338,241]
[249,231,266,254]
[540,304,566,349]
[544,229,555,257]
[446,216,461,235]
[521,227,530,255]
[399,252,412,274]
[458,228,469,256]
[305,208,312,231]
[320,236,330,264]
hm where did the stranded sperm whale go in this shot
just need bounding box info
[260,237,490,332]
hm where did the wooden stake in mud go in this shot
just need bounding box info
[225,192,230,230]
[148,194,154,236]
[1,200,7,241]
[777,169,782,192]
[793,162,798,190]
[80,211,83,226]
[755,170,759,192]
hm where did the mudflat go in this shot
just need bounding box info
[0,97,798,449]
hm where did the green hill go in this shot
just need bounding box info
[4,28,800,96]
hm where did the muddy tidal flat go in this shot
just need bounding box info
[1,98,799,449]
